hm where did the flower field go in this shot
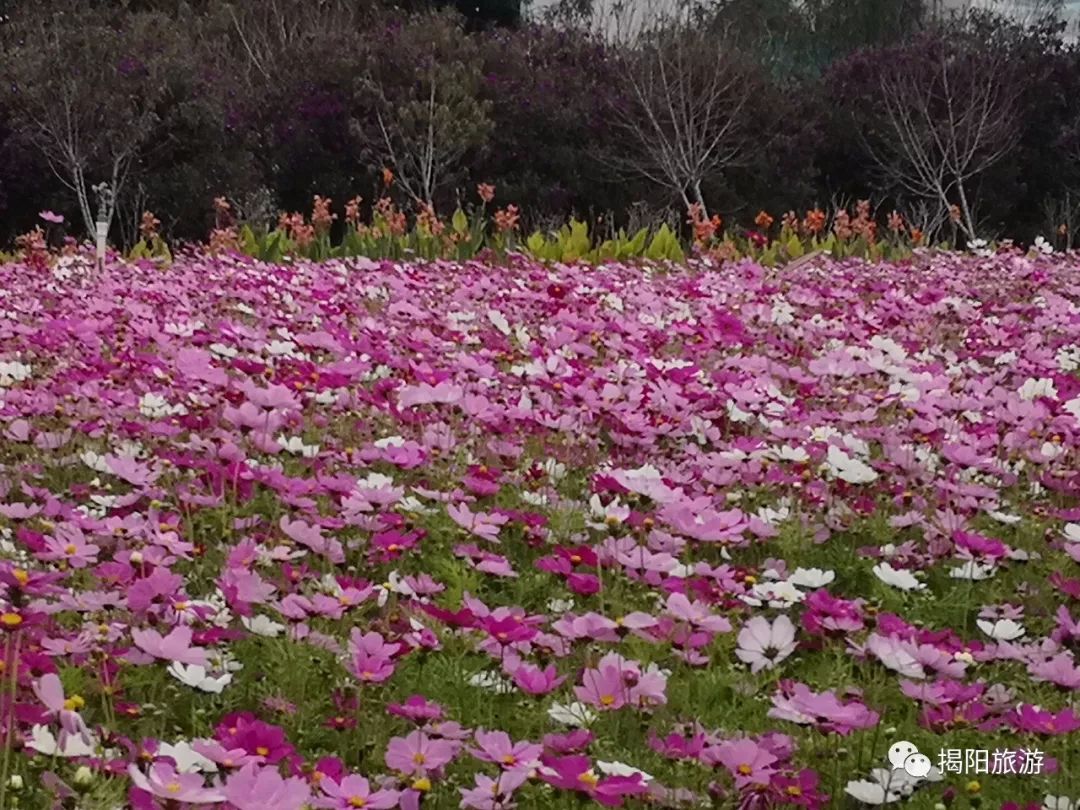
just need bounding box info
[2,249,1080,809]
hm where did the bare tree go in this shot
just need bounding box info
[604,0,755,216]
[371,69,489,207]
[222,0,372,89]
[356,11,491,208]
[867,34,1021,240]
[1,7,172,238]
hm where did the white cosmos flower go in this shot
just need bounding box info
[872,562,925,591]
[25,725,97,758]
[158,740,217,773]
[167,663,233,694]
[843,778,903,805]
[375,571,416,606]
[588,495,630,528]
[241,615,286,638]
[1063,524,1080,543]
[373,435,406,449]
[775,445,809,463]
[987,510,1022,525]
[740,580,805,608]
[825,445,878,484]
[788,567,835,588]
[467,670,514,694]
[1019,378,1057,401]
[1043,796,1077,810]
[0,360,32,387]
[596,761,653,782]
[976,619,1025,641]
[949,561,996,581]
[486,309,511,335]
[547,701,596,727]
[276,435,320,457]
[547,597,575,613]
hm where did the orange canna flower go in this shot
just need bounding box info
[887,210,904,233]
[833,209,853,241]
[311,195,337,235]
[754,210,774,230]
[139,211,161,241]
[494,205,520,233]
[910,227,924,245]
[803,208,826,235]
[477,183,495,203]
[382,167,394,187]
[345,196,362,227]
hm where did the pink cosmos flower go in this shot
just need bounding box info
[314,774,400,809]
[508,662,566,695]
[190,739,265,770]
[388,695,444,723]
[32,673,92,746]
[1009,704,1080,735]
[470,730,542,771]
[709,738,777,787]
[223,763,311,810]
[447,503,508,542]
[1029,654,1080,689]
[131,625,209,666]
[459,770,529,810]
[735,615,797,673]
[384,730,459,776]
[767,683,879,735]
[575,665,628,711]
[128,762,224,804]
[348,630,400,684]
[39,210,64,223]
[39,526,99,569]
[665,592,732,633]
[539,754,648,807]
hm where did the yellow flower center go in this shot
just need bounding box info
[166,782,182,795]
[63,695,85,711]
[578,771,599,788]
[737,763,753,775]
[600,694,615,706]
[13,569,29,585]
[786,786,803,797]
[64,544,77,555]
[501,755,517,765]
[412,753,426,765]
[0,613,23,628]
[411,777,431,792]
[348,797,367,808]
[256,746,269,757]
